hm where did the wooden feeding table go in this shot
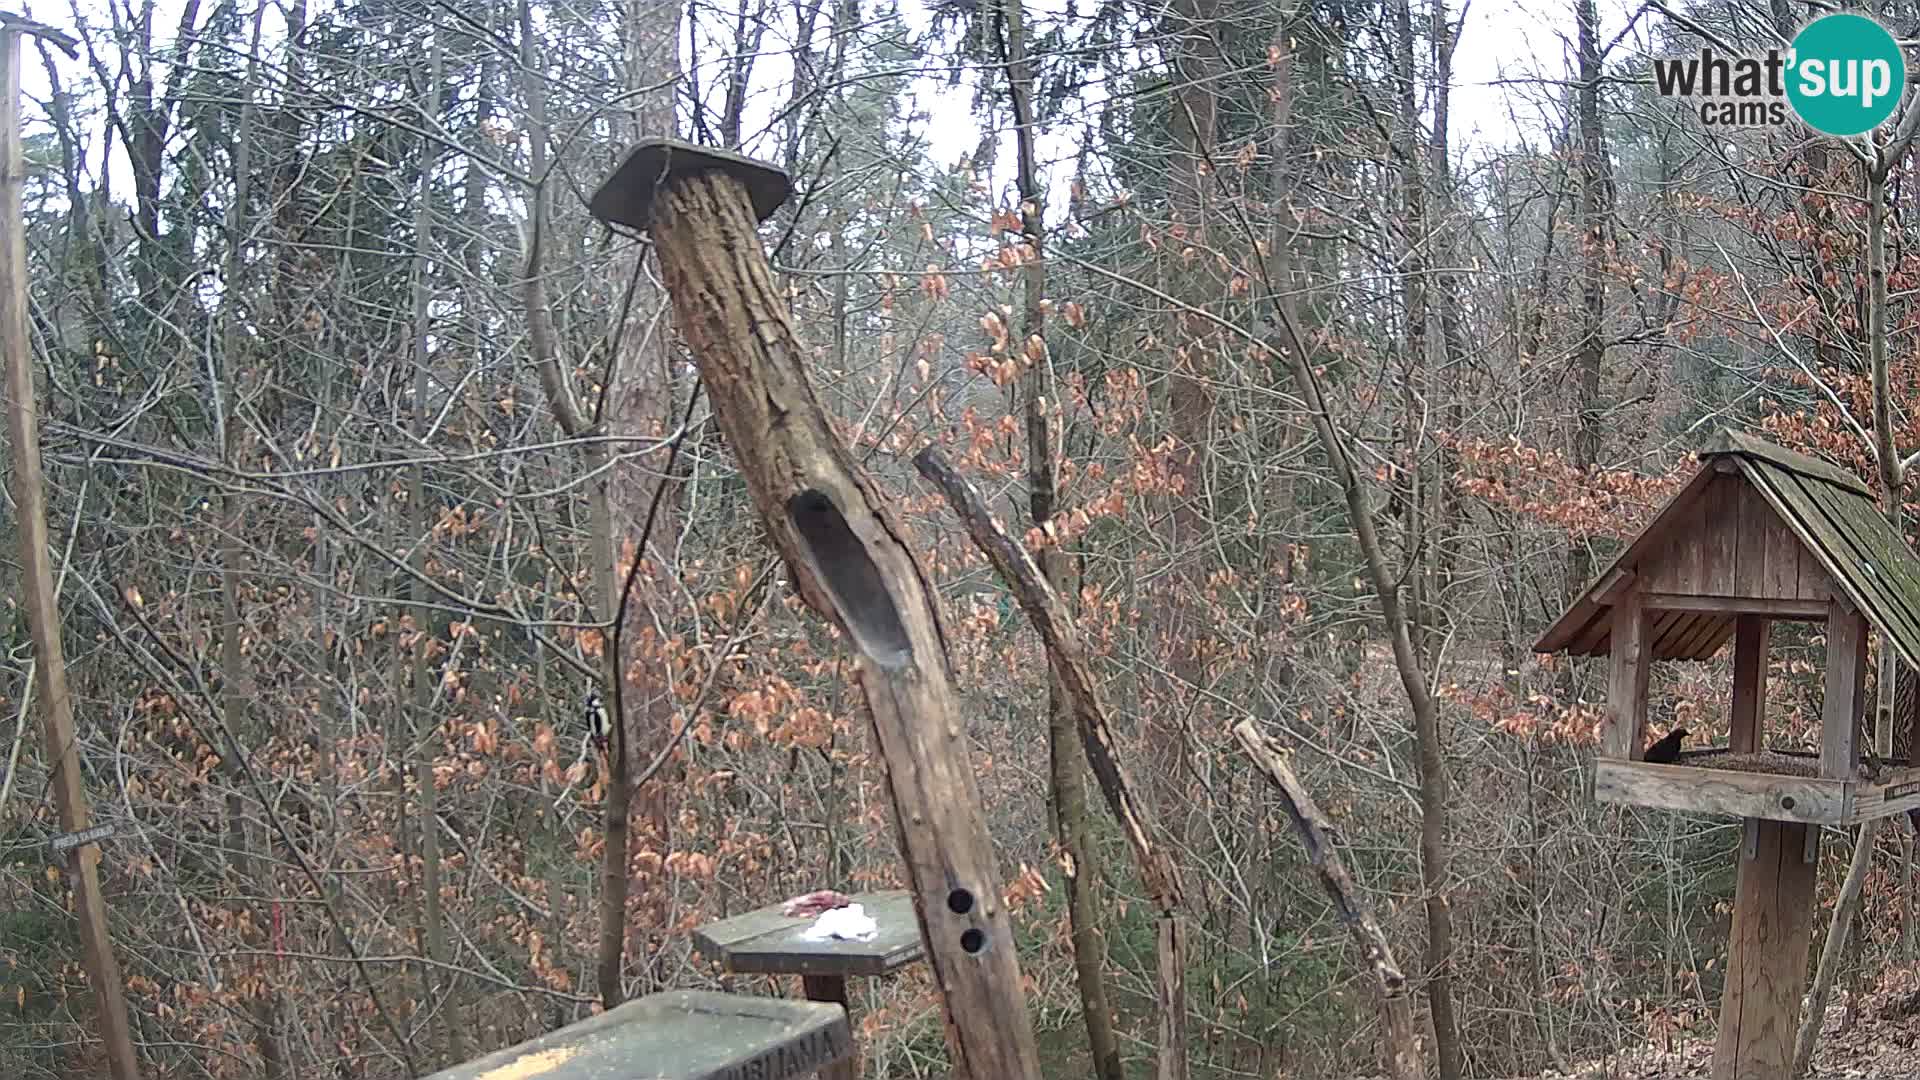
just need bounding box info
[1536,430,1920,1080]
[420,989,851,1080]
[1595,746,1920,827]
[693,891,923,1080]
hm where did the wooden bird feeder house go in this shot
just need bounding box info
[1536,429,1920,1080]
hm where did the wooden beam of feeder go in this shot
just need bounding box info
[914,448,1189,1080]
[594,140,1040,1079]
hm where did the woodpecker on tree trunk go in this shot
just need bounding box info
[585,689,610,752]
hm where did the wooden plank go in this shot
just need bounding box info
[1846,764,1920,824]
[1766,491,1809,601]
[1710,430,1873,496]
[1689,619,1738,661]
[1731,616,1771,753]
[1595,568,1636,603]
[1650,610,1697,661]
[1606,591,1652,760]
[1745,466,1905,649]
[1641,594,1827,618]
[1593,759,1847,825]
[1646,499,1707,594]
[695,906,825,954]
[1776,468,1920,664]
[1711,820,1820,1080]
[1735,479,1773,599]
[1795,540,1834,602]
[1822,597,1868,780]
[1701,474,1739,594]
[1536,463,1723,653]
[421,990,852,1080]
[696,891,927,978]
[1674,612,1732,660]
[1570,612,1613,657]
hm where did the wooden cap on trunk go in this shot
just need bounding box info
[589,138,792,230]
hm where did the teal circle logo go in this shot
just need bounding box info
[1787,14,1905,136]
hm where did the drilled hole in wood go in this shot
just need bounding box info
[1781,795,1797,810]
[960,928,986,954]
[947,888,974,915]
[787,489,912,668]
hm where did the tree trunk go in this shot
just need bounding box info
[916,448,1191,1080]
[999,1,1123,1076]
[1569,0,1608,602]
[219,11,287,1070]
[1796,156,1908,1078]
[608,0,686,996]
[641,159,1044,1079]
[407,28,461,1067]
[1261,281,1458,1080]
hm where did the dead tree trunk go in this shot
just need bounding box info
[591,140,1042,1080]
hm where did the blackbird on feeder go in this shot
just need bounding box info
[1643,726,1689,764]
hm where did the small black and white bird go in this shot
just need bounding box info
[584,689,611,751]
[1643,726,1689,764]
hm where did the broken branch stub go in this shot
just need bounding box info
[1230,718,1422,1080]
[590,139,1042,1079]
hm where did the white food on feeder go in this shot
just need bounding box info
[799,902,878,943]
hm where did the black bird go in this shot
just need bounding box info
[1643,726,1689,764]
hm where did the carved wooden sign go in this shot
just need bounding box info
[48,823,114,855]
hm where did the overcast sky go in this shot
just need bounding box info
[12,0,1646,232]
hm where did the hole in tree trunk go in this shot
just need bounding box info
[787,489,912,669]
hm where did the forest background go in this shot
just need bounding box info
[0,0,1911,1076]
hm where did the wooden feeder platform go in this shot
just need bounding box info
[1596,747,1920,826]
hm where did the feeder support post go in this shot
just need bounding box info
[589,139,1043,1079]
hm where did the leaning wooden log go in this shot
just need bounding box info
[589,139,1041,1080]
[1230,718,1423,1080]
[913,448,1189,1080]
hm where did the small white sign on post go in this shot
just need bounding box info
[49,822,115,855]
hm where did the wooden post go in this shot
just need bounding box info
[0,22,141,1080]
[800,976,855,1080]
[1712,820,1819,1080]
[1822,596,1868,779]
[1605,589,1650,760]
[589,139,1042,1079]
[1730,616,1770,753]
